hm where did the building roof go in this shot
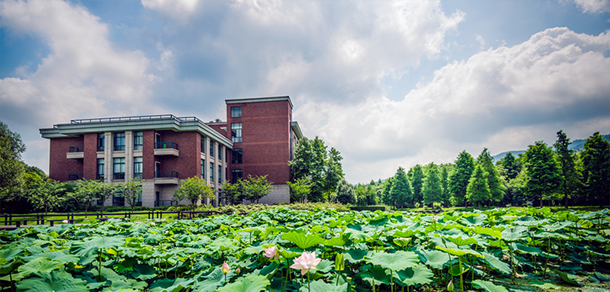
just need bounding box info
[39,114,233,148]
[225,96,293,108]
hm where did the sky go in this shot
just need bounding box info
[1,0,609,184]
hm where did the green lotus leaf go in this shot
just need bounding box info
[71,236,125,265]
[528,280,560,290]
[557,271,581,286]
[419,249,450,270]
[150,277,194,292]
[15,257,64,281]
[304,280,348,292]
[396,264,433,286]
[471,279,508,292]
[393,238,411,247]
[514,243,542,256]
[392,229,416,238]
[501,226,528,242]
[0,246,24,263]
[22,250,80,264]
[16,270,88,292]
[131,263,157,280]
[325,234,349,246]
[314,259,333,273]
[472,227,502,239]
[448,265,469,276]
[282,231,325,250]
[460,215,486,226]
[446,235,478,247]
[360,266,391,286]
[435,246,484,258]
[481,252,510,274]
[365,251,419,271]
[216,275,269,292]
[344,250,370,263]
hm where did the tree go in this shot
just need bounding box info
[410,165,424,206]
[439,164,451,207]
[288,177,311,203]
[0,121,26,212]
[243,175,273,204]
[68,180,99,216]
[220,180,242,205]
[289,137,344,202]
[554,130,579,208]
[97,182,116,213]
[422,163,442,207]
[449,151,475,206]
[581,132,610,206]
[381,177,395,206]
[390,167,412,208]
[477,148,505,204]
[27,180,66,214]
[499,152,521,180]
[466,165,490,207]
[523,141,561,207]
[117,179,143,212]
[174,177,215,207]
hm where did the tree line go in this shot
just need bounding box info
[332,131,609,208]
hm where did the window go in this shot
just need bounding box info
[97,158,104,180]
[218,146,222,161]
[134,157,143,179]
[210,141,214,157]
[210,162,214,182]
[218,165,222,183]
[232,149,243,164]
[231,170,243,183]
[114,132,125,151]
[231,107,242,118]
[231,123,242,143]
[98,133,105,151]
[134,132,143,150]
[113,158,125,180]
[200,136,206,153]
[200,159,205,179]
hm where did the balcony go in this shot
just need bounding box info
[67,146,84,159]
[154,142,179,156]
[155,170,179,184]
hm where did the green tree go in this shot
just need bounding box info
[117,179,143,212]
[243,175,273,204]
[422,163,443,207]
[381,177,395,206]
[523,141,561,207]
[466,165,490,207]
[498,152,521,180]
[27,180,66,214]
[287,177,311,203]
[439,164,451,207]
[410,165,424,206]
[67,180,99,216]
[390,167,412,208]
[174,177,215,207]
[0,121,26,213]
[289,137,344,202]
[477,148,505,204]
[554,130,579,208]
[335,179,356,204]
[449,151,475,206]
[220,180,242,205]
[97,182,116,213]
[581,132,610,206]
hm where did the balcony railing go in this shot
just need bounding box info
[69,146,84,152]
[155,142,178,150]
[155,171,178,178]
[113,173,125,180]
[68,174,82,181]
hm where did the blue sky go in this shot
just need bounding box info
[1,0,609,183]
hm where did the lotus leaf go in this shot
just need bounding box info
[471,279,508,292]
[216,275,269,292]
[365,251,419,271]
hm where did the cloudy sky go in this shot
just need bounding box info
[1,0,609,183]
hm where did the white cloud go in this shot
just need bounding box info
[0,0,162,172]
[570,0,610,13]
[295,27,610,183]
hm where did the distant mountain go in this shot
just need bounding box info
[491,134,609,162]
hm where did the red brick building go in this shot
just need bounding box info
[40,96,302,206]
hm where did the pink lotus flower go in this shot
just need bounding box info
[290,251,321,276]
[264,246,280,260]
[221,262,230,274]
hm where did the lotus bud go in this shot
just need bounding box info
[447,280,454,292]
[335,253,345,271]
[221,262,230,274]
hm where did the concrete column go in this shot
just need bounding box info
[212,141,219,207]
[125,131,133,181]
[221,145,227,206]
[104,132,112,184]
[204,136,210,205]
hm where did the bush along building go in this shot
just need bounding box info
[40,96,303,207]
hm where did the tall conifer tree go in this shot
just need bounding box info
[423,163,443,207]
[581,132,610,206]
[477,148,505,204]
[554,130,578,208]
[466,165,490,207]
[390,167,412,208]
[410,165,424,206]
[523,141,561,207]
[449,151,475,206]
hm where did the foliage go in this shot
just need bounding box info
[220,180,241,205]
[242,175,273,204]
[523,141,561,207]
[466,164,490,206]
[422,163,443,207]
[174,177,215,207]
[554,130,579,208]
[390,167,412,208]
[287,177,311,204]
[0,121,26,212]
[440,164,451,207]
[67,180,100,215]
[498,152,521,181]
[450,151,475,207]
[27,179,66,214]
[477,148,505,203]
[409,164,425,205]
[289,137,344,202]
[581,132,610,207]
[335,178,356,205]
[116,179,143,212]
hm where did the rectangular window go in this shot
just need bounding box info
[114,132,125,151]
[210,162,214,182]
[134,131,143,150]
[218,146,222,161]
[231,106,242,118]
[231,123,242,143]
[210,141,214,157]
[134,157,143,179]
[98,133,105,151]
[201,159,205,179]
[231,169,243,183]
[97,158,104,180]
[200,135,206,153]
[113,158,125,180]
[218,165,222,183]
[232,149,243,164]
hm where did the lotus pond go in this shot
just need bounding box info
[1,207,609,292]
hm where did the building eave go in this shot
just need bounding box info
[291,121,304,140]
[226,96,293,108]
